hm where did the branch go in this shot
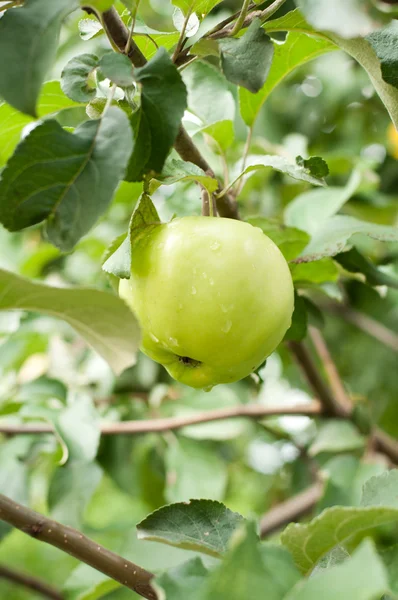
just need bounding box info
[259,481,324,538]
[0,402,322,436]
[0,565,62,600]
[287,340,350,418]
[0,495,157,600]
[208,0,287,40]
[290,335,398,465]
[325,302,398,352]
[308,327,352,414]
[100,7,240,220]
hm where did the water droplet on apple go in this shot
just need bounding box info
[178,303,183,311]
[202,272,207,279]
[252,263,256,270]
[191,286,197,295]
[168,337,178,346]
[209,278,214,286]
[222,320,232,333]
[157,242,164,249]
[210,241,220,251]
[221,304,228,313]
[150,333,159,343]
[193,267,197,275]
[203,385,213,392]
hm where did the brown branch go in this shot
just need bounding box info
[309,327,352,414]
[259,481,324,538]
[0,565,62,600]
[0,402,322,436]
[290,335,398,465]
[325,303,398,352]
[0,495,157,600]
[100,7,240,219]
[208,0,287,40]
[287,340,350,418]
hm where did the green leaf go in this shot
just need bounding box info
[202,523,300,600]
[154,158,218,195]
[361,470,398,508]
[129,192,160,247]
[284,293,307,341]
[308,420,365,456]
[298,215,398,262]
[380,545,398,597]
[190,38,220,58]
[102,193,160,280]
[296,156,329,179]
[78,18,103,41]
[61,54,98,103]
[335,247,398,289]
[49,461,103,529]
[199,120,234,152]
[64,564,120,600]
[285,540,389,600]
[290,259,339,283]
[281,478,398,576]
[0,268,141,375]
[231,154,327,192]
[0,0,79,116]
[56,396,101,463]
[125,109,152,182]
[137,499,246,557]
[155,558,208,600]
[165,438,227,503]
[173,7,200,37]
[0,107,133,251]
[239,30,335,126]
[330,33,398,129]
[182,61,235,125]
[368,22,398,89]
[246,217,310,261]
[0,80,82,166]
[134,48,187,173]
[219,19,274,93]
[172,0,223,18]
[285,169,362,235]
[295,0,382,38]
[98,53,135,88]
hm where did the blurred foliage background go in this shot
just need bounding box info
[0,0,397,598]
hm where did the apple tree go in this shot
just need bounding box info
[0,0,398,598]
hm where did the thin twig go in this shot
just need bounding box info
[260,481,324,538]
[291,337,398,466]
[288,340,350,418]
[0,0,23,10]
[124,0,141,55]
[99,7,240,220]
[309,327,352,414]
[201,187,211,216]
[0,495,157,600]
[235,126,253,197]
[208,0,287,40]
[0,402,323,436]
[229,0,252,37]
[172,7,192,62]
[325,303,398,352]
[0,565,62,600]
[204,2,257,38]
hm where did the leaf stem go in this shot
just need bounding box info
[229,0,252,37]
[0,0,23,10]
[0,495,157,600]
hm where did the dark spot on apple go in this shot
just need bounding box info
[178,356,201,367]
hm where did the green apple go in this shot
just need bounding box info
[119,216,294,390]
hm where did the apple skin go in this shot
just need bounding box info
[119,216,294,389]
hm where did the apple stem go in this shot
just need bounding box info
[201,188,217,217]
